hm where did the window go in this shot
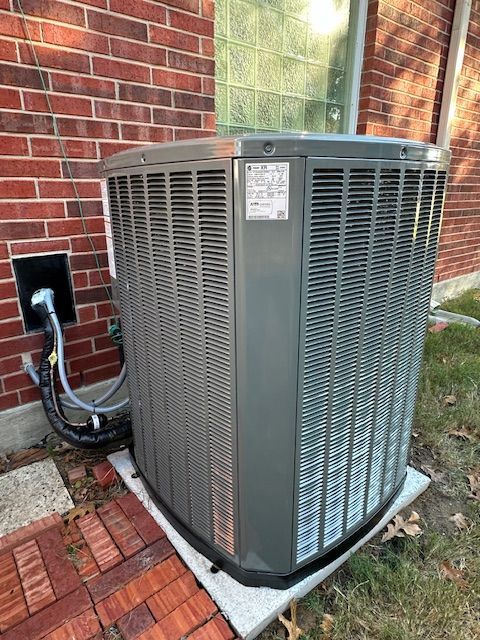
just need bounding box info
[215,0,362,135]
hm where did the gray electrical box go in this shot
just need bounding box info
[102,134,450,588]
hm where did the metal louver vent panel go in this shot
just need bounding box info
[107,160,237,558]
[296,160,447,564]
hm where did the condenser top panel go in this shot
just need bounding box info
[101,133,450,172]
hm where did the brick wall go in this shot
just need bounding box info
[0,0,215,411]
[436,0,480,281]
[357,0,480,284]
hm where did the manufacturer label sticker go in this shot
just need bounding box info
[246,162,289,220]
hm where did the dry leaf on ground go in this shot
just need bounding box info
[278,600,304,640]
[443,395,457,406]
[467,472,480,501]
[449,512,471,531]
[321,613,334,638]
[448,427,476,442]
[420,464,445,482]
[381,511,422,542]
[440,560,468,590]
[64,503,96,523]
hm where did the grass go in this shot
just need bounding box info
[261,290,480,640]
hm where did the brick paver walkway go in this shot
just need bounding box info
[0,493,235,640]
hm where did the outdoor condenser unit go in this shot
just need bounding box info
[102,134,450,588]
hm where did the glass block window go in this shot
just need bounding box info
[215,0,353,135]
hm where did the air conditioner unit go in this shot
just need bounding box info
[102,134,450,588]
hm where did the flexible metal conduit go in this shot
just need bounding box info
[29,288,129,413]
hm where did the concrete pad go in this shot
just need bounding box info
[0,458,73,537]
[109,450,430,640]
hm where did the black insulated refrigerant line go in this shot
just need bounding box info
[32,294,132,450]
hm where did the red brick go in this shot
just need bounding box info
[0,64,47,90]
[99,141,139,157]
[0,41,17,62]
[37,527,82,598]
[77,511,123,573]
[42,23,109,54]
[121,124,172,142]
[0,354,22,375]
[67,200,103,218]
[110,38,166,67]
[0,321,24,341]
[43,608,101,640]
[0,134,28,155]
[117,603,155,640]
[169,10,213,37]
[0,179,36,198]
[67,465,87,484]
[19,0,86,26]
[149,25,199,53]
[118,82,171,106]
[188,615,235,640]
[152,68,201,92]
[153,108,201,128]
[0,300,19,321]
[138,590,217,640]
[116,493,144,518]
[64,318,107,342]
[175,128,212,140]
[0,391,19,410]
[0,202,64,220]
[19,43,90,73]
[39,180,100,198]
[162,0,199,11]
[24,91,93,117]
[0,280,17,299]
[201,75,215,95]
[47,217,105,237]
[203,112,215,130]
[84,363,121,385]
[13,540,56,615]
[97,501,145,559]
[0,88,21,109]
[174,92,214,112]
[0,158,60,178]
[70,235,106,253]
[146,572,198,621]
[95,100,151,123]
[93,57,150,84]
[32,137,97,158]
[0,111,53,134]
[95,556,187,626]
[167,50,214,75]
[129,508,166,546]
[57,117,119,139]
[201,37,214,57]
[1,586,92,640]
[0,513,62,557]
[0,333,43,357]
[75,285,110,304]
[64,522,101,582]
[0,221,45,240]
[0,553,29,633]
[87,537,175,604]
[0,13,40,40]
[0,260,12,279]
[61,160,99,179]
[202,0,214,19]
[87,10,148,41]
[11,239,70,255]
[50,72,116,99]
[110,0,166,24]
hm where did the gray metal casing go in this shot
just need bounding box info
[102,135,450,584]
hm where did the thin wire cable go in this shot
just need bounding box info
[16,0,117,321]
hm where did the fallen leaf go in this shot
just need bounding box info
[443,395,457,406]
[472,291,480,302]
[448,427,475,442]
[278,600,304,640]
[7,447,48,470]
[440,560,468,590]
[420,464,445,482]
[381,511,422,542]
[64,503,95,524]
[449,513,471,531]
[467,472,480,501]
[321,613,334,638]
